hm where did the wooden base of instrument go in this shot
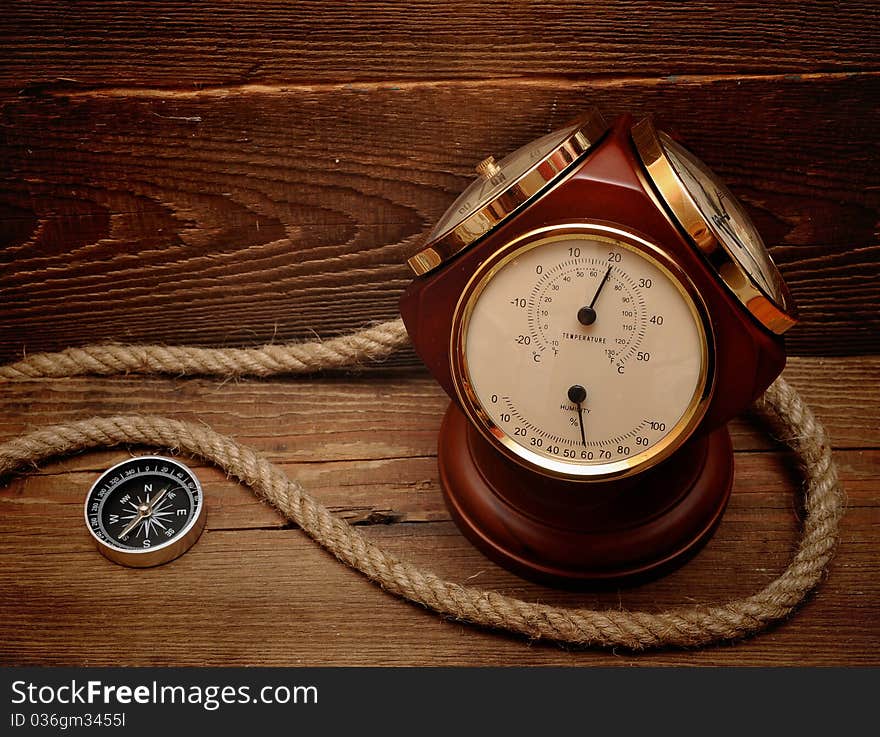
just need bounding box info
[438,403,733,585]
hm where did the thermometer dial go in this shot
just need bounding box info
[451,224,714,480]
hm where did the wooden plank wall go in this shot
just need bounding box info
[1,1,878,361]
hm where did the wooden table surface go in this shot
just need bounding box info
[1,2,878,666]
[1,358,878,666]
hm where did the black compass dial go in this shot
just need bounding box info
[85,456,203,555]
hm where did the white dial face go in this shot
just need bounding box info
[658,132,789,308]
[428,122,581,242]
[455,230,710,479]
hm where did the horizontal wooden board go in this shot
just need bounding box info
[0,509,877,667]
[0,358,877,666]
[1,74,878,361]
[1,1,878,89]
[0,357,877,456]
[1,440,875,541]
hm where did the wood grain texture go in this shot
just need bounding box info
[0,357,877,666]
[2,74,878,361]
[1,1,878,90]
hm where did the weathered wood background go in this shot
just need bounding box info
[1,2,878,666]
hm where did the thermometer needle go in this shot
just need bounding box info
[567,384,588,447]
[578,265,612,326]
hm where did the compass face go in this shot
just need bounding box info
[657,131,789,309]
[84,456,205,567]
[631,117,796,334]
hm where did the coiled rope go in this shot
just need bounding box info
[0,319,843,649]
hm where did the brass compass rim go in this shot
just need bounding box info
[407,108,610,277]
[631,117,798,335]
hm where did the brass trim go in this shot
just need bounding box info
[450,223,715,482]
[407,109,610,276]
[84,455,207,568]
[631,117,797,335]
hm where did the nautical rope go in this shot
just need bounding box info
[0,320,843,649]
[0,319,410,379]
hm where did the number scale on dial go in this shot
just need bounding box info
[457,231,708,476]
[525,256,648,365]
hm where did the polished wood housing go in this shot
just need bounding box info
[400,116,788,581]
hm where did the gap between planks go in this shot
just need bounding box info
[10,70,879,100]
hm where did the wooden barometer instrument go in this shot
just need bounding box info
[400,110,797,583]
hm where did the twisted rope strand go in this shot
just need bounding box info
[0,319,843,649]
[0,319,410,379]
